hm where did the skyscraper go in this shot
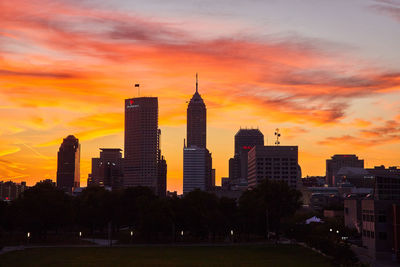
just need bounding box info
[124,97,166,196]
[89,148,123,189]
[187,73,206,148]
[183,74,212,193]
[229,128,264,185]
[56,135,80,193]
[326,154,364,186]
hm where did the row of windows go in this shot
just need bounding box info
[362,214,386,223]
[362,230,387,240]
[362,230,374,238]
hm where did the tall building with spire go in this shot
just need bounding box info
[183,74,212,193]
[187,73,206,148]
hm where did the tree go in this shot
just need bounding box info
[12,180,73,238]
[238,179,302,237]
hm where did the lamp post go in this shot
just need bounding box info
[130,230,133,244]
[27,232,30,245]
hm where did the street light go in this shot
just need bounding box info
[180,230,184,237]
[27,232,30,238]
[79,231,82,237]
[329,228,332,232]
[230,230,234,236]
[336,230,339,234]
[130,230,134,244]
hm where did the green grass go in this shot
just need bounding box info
[0,245,332,266]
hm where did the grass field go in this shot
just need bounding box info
[0,244,332,266]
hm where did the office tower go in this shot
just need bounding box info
[187,74,206,148]
[89,148,123,189]
[183,146,212,194]
[57,135,80,193]
[247,146,300,188]
[183,74,212,194]
[326,154,364,186]
[229,129,264,185]
[124,97,166,196]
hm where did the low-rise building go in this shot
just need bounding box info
[0,181,27,200]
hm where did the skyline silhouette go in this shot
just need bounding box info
[1,0,400,193]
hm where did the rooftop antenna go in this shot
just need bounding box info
[274,128,281,146]
[196,73,198,93]
[135,83,140,96]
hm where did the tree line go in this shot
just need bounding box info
[0,179,302,243]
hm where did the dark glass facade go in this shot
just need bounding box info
[56,135,80,193]
[124,97,166,196]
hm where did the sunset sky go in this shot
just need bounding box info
[1,0,400,193]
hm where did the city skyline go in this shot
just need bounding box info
[1,0,400,193]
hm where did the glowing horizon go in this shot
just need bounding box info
[1,0,400,193]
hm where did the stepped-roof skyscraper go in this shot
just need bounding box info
[184,74,212,193]
[187,73,206,148]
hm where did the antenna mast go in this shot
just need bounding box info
[274,128,281,146]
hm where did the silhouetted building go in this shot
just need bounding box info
[326,154,364,186]
[0,181,27,201]
[221,177,230,190]
[343,165,400,261]
[229,128,264,186]
[183,146,212,194]
[187,74,206,148]
[124,97,166,196]
[335,167,374,188]
[183,74,212,194]
[157,153,167,198]
[89,148,123,189]
[394,204,400,262]
[57,135,80,193]
[247,146,300,188]
[301,176,326,187]
[361,199,400,260]
[367,166,400,201]
[211,168,216,188]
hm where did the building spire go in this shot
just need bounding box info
[196,73,198,93]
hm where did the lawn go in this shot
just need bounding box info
[0,244,332,266]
